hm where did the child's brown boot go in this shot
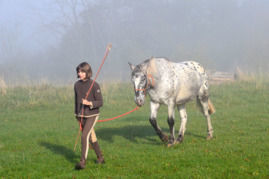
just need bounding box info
[92,142,105,164]
[75,158,86,170]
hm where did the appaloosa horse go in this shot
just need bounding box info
[129,57,215,146]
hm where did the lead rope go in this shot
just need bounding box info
[98,106,140,122]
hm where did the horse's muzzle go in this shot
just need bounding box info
[135,98,144,107]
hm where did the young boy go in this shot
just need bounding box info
[74,62,105,170]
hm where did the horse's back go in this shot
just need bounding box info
[149,58,208,87]
[147,58,208,104]
[178,61,206,75]
[154,58,208,103]
[151,58,206,75]
[174,60,208,103]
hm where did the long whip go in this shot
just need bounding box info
[74,44,111,151]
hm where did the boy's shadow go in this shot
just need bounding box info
[39,142,79,163]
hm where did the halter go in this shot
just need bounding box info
[135,74,154,95]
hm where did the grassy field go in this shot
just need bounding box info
[0,81,269,178]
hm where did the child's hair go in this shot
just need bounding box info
[76,62,92,79]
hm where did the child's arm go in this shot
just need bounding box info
[92,83,103,108]
[82,83,103,109]
[74,85,79,115]
[74,85,81,121]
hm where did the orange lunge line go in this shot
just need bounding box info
[98,106,140,123]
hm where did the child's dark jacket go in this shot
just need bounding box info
[74,79,103,117]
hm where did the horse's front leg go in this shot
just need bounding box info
[167,102,175,147]
[149,101,168,143]
[176,104,188,144]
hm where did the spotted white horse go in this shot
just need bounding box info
[129,57,215,146]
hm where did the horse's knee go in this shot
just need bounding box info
[149,118,168,143]
[149,117,160,132]
[167,117,175,142]
[149,117,157,127]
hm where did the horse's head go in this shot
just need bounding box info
[129,62,147,107]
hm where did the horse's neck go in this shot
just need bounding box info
[146,59,158,75]
[143,58,175,84]
[146,58,174,78]
[148,59,177,91]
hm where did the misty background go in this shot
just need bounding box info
[0,0,269,85]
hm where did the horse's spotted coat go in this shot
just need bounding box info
[129,57,215,145]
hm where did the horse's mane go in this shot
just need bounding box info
[135,57,171,76]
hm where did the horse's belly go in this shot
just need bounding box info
[149,91,170,105]
[175,87,197,104]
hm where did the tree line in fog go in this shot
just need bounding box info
[1,0,269,85]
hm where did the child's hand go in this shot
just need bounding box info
[82,99,93,107]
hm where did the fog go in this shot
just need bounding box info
[1,0,269,85]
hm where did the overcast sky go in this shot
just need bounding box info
[0,0,61,54]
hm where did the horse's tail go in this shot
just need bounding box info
[208,99,216,115]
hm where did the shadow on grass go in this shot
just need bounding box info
[185,131,205,139]
[39,142,79,164]
[96,117,205,144]
[96,117,175,145]
[96,123,160,144]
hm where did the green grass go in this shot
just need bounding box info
[0,82,269,178]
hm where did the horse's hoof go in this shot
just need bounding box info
[161,134,169,143]
[167,143,174,147]
[176,135,184,143]
[167,140,175,147]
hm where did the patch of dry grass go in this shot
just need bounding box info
[0,76,7,95]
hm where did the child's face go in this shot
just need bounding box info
[78,71,87,80]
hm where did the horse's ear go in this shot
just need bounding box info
[128,62,135,71]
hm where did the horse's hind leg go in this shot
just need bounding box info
[175,104,187,144]
[149,101,168,143]
[197,95,214,140]
[167,102,175,147]
[197,81,214,140]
